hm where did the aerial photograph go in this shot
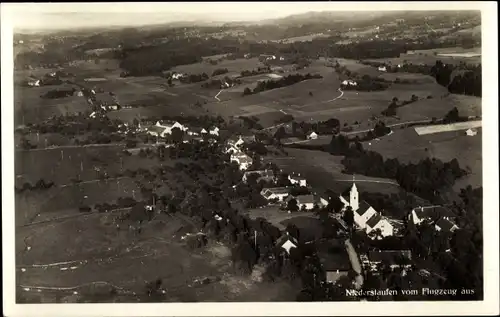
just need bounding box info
[11,3,483,304]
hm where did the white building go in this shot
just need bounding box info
[171,73,184,80]
[276,232,298,255]
[209,127,220,136]
[228,136,245,148]
[378,66,387,72]
[465,128,477,136]
[342,79,358,86]
[260,187,290,201]
[242,169,275,183]
[148,121,189,138]
[340,182,394,239]
[410,206,459,233]
[28,79,40,87]
[307,132,318,140]
[288,174,307,187]
[230,153,253,170]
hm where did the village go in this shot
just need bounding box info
[12,8,483,304]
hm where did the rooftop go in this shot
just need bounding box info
[262,187,290,195]
[435,217,458,232]
[368,250,412,264]
[295,194,316,205]
[366,213,382,228]
[413,205,456,222]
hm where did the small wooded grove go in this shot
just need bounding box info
[244,73,323,96]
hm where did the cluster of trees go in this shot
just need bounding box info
[357,121,392,142]
[211,68,229,77]
[201,76,241,89]
[25,114,122,137]
[244,73,322,96]
[442,107,468,124]
[240,67,271,77]
[40,88,76,99]
[15,179,55,193]
[178,73,209,84]
[381,95,420,116]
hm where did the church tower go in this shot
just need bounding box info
[350,182,359,211]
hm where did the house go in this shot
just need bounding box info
[279,56,285,61]
[149,121,189,137]
[340,182,394,238]
[200,128,208,135]
[227,136,245,148]
[209,127,220,136]
[307,131,318,140]
[76,91,84,97]
[171,73,185,80]
[465,128,477,136]
[260,187,290,201]
[27,79,40,87]
[288,174,307,187]
[378,66,387,72]
[244,53,251,59]
[275,232,298,255]
[365,213,394,239]
[230,153,253,170]
[363,250,412,273]
[242,169,275,183]
[147,125,168,138]
[341,79,358,86]
[435,217,459,233]
[224,144,241,154]
[295,195,323,210]
[409,206,456,226]
[317,240,352,284]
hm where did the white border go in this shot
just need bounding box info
[2,2,498,316]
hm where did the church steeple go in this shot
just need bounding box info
[350,175,359,211]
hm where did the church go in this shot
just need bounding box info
[339,181,394,239]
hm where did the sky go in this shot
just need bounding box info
[4,2,482,31]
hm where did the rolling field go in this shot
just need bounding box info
[365,47,482,66]
[363,127,482,190]
[267,148,402,196]
[16,212,297,303]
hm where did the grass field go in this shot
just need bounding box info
[365,46,482,66]
[267,148,402,196]
[363,127,482,190]
[16,212,297,303]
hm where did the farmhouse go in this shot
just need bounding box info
[288,173,307,187]
[27,79,40,87]
[209,127,220,136]
[307,131,319,140]
[242,169,275,183]
[275,232,298,255]
[341,79,358,86]
[361,250,413,273]
[317,240,352,284]
[227,136,245,148]
[294,194,328,210]
[465,128,478,136]
[230,152,253,170]
[260,187,290,201]
[171,73,185,80]
[378,66,387,72]
[340,182,394,239]
[434,217,459,233]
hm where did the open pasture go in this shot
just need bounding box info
[15,145,125,185]
[396,93,482,122]
[15,87,90,125]
[16,211,296,303]
[363,127,482,190]
[365,47,482,66]
[267,148,401,196]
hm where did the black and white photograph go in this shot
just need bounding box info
[2,2,498,316]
